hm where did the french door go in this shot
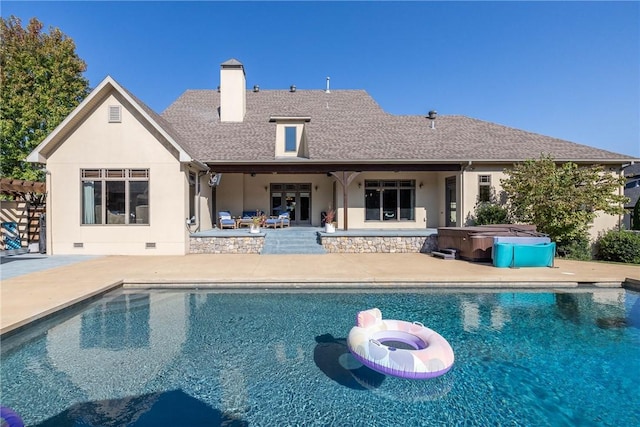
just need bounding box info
[270,183,311,225]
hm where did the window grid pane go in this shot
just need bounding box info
[130,169,149,179]
[106,169,126,178]
[363,180,415,221]
[285,127,296,152]
[81,168,149,226]
[130,181,149,224]
[82,169,102,179]
[478,175,491,202]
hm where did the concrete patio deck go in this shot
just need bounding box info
[1,253,639,336]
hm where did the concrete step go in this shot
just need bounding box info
[261,228,326,255]
[431,248,458,260]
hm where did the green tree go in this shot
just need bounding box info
[500,155,628,258]
[1,16,89,180]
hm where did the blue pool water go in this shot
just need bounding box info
[2,289,639,426]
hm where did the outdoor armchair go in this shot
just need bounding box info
[218,211,237,229]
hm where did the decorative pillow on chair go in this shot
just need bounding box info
[219,211,232,219]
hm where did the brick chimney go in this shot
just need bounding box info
[220,58,246,122]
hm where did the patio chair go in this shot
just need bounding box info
[218,211,237,229]
[265,211,290,229]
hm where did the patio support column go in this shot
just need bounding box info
[329,171,360,231]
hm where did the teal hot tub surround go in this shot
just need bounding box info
[493,241,556,268]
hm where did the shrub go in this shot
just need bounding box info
[472,202,510,225]
[556,234,592,261]
[596,230,640,264]
[633,198,640,231]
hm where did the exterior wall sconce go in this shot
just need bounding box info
[314,185,318,191]
[419,182,423,189]
[264,186,268,192]
[358,182,362,188]
[250,173,256,177]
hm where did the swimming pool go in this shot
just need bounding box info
[2,289,639,426]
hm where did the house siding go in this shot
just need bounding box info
[44,94,191,255]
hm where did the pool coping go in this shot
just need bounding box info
[1,280,123,339]
[2,253,638,338]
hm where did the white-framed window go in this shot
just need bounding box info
[364,180,415,221]
[81,168,149,225]
[478,175,491,202]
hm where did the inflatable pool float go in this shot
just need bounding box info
[347,308,454,379]
[1,406,24,427]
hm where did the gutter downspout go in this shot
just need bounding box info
[45,170,52,255]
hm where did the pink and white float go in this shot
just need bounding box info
[347,308,454,380]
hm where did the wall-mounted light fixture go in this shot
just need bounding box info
[419,182,423,189]
[314,185,318,191]
[358,182,362,188]
[250,173,256,177]
[264,186,268,192]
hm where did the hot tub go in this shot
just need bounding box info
[436,225,541,262]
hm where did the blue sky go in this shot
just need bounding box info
[4,1,639,157]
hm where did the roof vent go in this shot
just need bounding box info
[325,76,330,94]
[253,85,260,92]
[426,110,437,129]
[290,85,296,93]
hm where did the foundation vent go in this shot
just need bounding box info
[145,242,156,249]
[73,242,84,248]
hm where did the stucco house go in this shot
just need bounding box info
[27,59,637,255]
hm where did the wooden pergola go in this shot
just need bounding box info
[0,178,46,198]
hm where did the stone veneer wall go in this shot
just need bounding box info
[190,236,264,254]
[321,235,438,253]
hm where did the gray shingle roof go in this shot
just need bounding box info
[160,89,634,164]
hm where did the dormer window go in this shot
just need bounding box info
[269,115,311,158]
[285,127,297,152]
